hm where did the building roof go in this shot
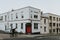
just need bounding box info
[0,6,41,15]
[43,13,60,17]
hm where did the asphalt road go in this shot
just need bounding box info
[2,36,60,40]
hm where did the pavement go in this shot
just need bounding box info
[2,35,60,40]
[18,34,44,38]
[0,34,60,40]
[0,34,44,39]
[0,34,10,39]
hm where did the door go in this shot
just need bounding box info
[26,23,31,34]
[26,26,31,33]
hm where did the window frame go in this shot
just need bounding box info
[53,23,55,27]
[49,23,52,27]
[0,16,3,20]
[5,25,7,30]
[34,23,38,29]
[53,17,55,21]
[21,14,24,18]
[34,15,38,18]
[5,15,7,21]
[44,27,46,32]
[49,16,52,20]
[21,23,23,29]
[53,29,55,32]
[44,19,46,24]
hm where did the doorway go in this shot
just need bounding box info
[26,23,31,34]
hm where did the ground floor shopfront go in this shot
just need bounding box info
[0,20,40,34]
[0,20,50,34]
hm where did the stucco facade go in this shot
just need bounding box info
[0,6,42,34]
[40,14,49,34]
[44,13,60,34]
[1,6,60,34]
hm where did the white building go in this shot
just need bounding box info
[44,13,60,34]
[0,6,49,34]
[40,14,49,34]
[0,6,41,34]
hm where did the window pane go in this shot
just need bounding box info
[5,15,7,21]
[31,14,32,18]
[0,16,3,20]
[34,15,38,18]
[49,16,52,20]
[34,23,38,29]
[53,29,55,32]
[57,17,58,21]
[22,16,24,18]
[21,23,23,29]
[59,18,60,21]
[59,23,60,26]
[53,23,55,26]
[49,23,52,27]
[57,23,58,27]
[44,27,46,32]
[53,17,55,21]
[44,19,46,24]
[41,12,43,15]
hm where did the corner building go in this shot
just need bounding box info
[0,6,41,34]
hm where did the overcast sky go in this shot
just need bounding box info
[0,0,60,15]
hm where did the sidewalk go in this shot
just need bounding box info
[17,34,44,38]
[0,34,44,39]
[0,34,10,39]
[0,33,60,39]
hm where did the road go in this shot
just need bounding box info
[2,36,60,40]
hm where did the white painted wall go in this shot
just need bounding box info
[44,13,60,33]
[32,21,40,33]
[0,6,41,34]
[40,17,49,34]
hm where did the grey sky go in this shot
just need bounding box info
[0,0,60,15]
